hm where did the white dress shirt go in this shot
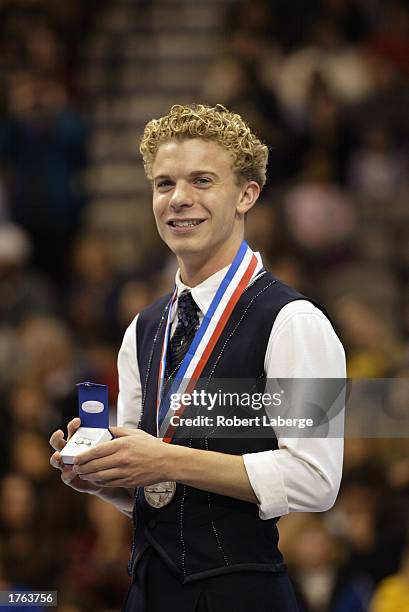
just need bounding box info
[117,254,346,520]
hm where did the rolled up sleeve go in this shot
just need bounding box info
[243,300,346,520]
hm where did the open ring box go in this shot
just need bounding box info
[60,382,113,465]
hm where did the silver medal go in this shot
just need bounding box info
[144,481,176,508]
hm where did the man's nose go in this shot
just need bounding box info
[169,182,194,210]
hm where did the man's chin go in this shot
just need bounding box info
[164,234,206,256]
[170,244,206,260]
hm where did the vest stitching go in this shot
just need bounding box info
[205,437,231,567]
[180,479,189,576]
[180,483,187,576]
[194,279,278,566]
[138,302,170,429]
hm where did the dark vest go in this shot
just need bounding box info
[129,272,312,583]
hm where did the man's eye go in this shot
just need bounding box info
[194,177,211,185]
[157,180,173,189]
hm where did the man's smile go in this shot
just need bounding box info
[166,218,206,233]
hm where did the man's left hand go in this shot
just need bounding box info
[73,427,170,488]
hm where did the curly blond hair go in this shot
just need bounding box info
[139,103,269,189]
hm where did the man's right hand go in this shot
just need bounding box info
[49,418,101,495]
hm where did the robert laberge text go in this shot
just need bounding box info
[170,414,314,429]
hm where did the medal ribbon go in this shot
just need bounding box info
[156,241,258,442]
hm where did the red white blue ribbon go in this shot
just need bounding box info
[156,241,258,442]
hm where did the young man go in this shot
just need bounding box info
[50,104,345,611]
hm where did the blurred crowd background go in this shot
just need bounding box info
[0,0,408,610]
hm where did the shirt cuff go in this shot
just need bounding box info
[243,450,289,520]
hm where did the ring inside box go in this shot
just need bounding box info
[60,427,113,465]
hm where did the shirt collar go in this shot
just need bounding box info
[174,252,264,316]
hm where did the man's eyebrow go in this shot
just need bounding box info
[152,170,219,182]
[152,174,171,182]
[189,170,218,178]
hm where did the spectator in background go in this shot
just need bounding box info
[226,0,322,54]
[350,52,409,155]
[226,0,279,63]
[16,315,89,428]
[10,431,53,485]
[327,465,407,590]
[371,545,409,612]
[285,515,345,612]
[66,232,118,345]
[319,0,372,44]
[0,70,88,286]
[297,71,355,183]
[7,381,55,437]
[347,125,407,200]
[0,473,57,589]
[367,1,409,78]
[0,223,55,325]
[24,24,75,98]
[274,16,374,123]
[61,496,131,611]
[332,296,404,377]
[283,152,356,273]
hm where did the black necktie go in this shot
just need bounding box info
[167,290,200,375]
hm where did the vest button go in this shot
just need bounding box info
[148,519,156,529]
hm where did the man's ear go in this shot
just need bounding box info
[236,181,260,216]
